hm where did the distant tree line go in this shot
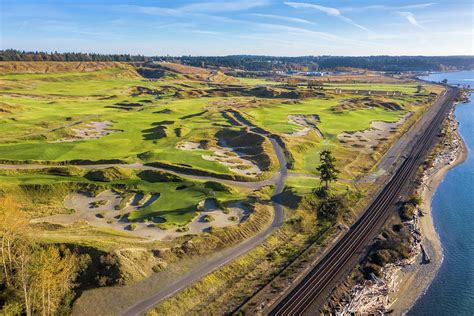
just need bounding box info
[0,49,150,62]
[169,55,474,72]
[1,49,473,72]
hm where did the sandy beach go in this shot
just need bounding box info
[390,115,469,314]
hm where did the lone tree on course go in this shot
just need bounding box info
[316,150,339,192]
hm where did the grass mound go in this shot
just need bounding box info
[332,97,403,112]
[216,128,272,171]
[44,166,84,176]
[85,166,132,182]
[0,101,15,114]
[204,181,231,193]
[107,101,144,111]
[137,170,184,183]
[128,86,159,96]
[142,121,174,140]
[136,67,165,79]
[142,125,167,140]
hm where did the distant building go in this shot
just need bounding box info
[305,71,324,77]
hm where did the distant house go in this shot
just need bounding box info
[305,71,325,77]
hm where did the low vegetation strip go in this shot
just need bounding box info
[144,161,255,182]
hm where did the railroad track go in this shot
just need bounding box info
[269,87,457,315]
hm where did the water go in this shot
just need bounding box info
[409,71,474,315]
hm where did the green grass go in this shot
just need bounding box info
[0,67,436,222]
[129,179,243,224]
[0,67,245,175]
[322,83,420,93]
[237,77,281,86]
[243,91,431,176]
[0,68,431,182]
[285,176,350,195]
[0,168,245,225]
[245,95,405,137]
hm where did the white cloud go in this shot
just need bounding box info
[285,2,340,16]
[122,1,271,16]
[397,11,423,28]
[284,2,369,31]
[180,0,270,13]
[342,3,435,13]
[193,30,223,35]
[131,6,183,16]
[250,13,316,25]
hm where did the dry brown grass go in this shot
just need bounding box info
[0,61,134,75]
[157,62,239,84]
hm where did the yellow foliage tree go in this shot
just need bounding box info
[0,196,78,316]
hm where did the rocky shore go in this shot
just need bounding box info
[338,105,468,315]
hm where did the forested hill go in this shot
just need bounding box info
[1,49,473,72]
[165,55,474,72]
[0,49,149,62]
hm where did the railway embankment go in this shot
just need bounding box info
[337,100,467,314]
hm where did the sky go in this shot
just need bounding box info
[1,0,473,56]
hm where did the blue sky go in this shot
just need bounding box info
[1,0,473,56]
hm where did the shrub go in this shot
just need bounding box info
[202,214,215,222]
[408,194,422,206]
[400,203,415,221]
[90,200,107,208]
[126,224,137,231]
[371,249,393,266]
[176,226,189,232]
[363,262,382,279]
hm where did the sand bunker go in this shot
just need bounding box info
[176,141,202,151]
[177,141,262,176]
[55,120,117,142]
[288,114,323,137]
[32,190,246,240]
[72,121,114,139]
[338,113,412,153]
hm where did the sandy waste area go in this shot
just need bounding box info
[32,190,247,240]
[176,141,262,176]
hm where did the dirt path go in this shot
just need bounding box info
[118,136,287,316]
[0,110,289,315]
[115,111,288,316]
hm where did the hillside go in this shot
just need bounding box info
[0,61,138,76]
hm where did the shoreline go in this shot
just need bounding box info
[390,107,469,314]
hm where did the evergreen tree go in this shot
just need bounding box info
[316,150,339,192]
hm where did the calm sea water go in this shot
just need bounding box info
[409,71,474,315]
